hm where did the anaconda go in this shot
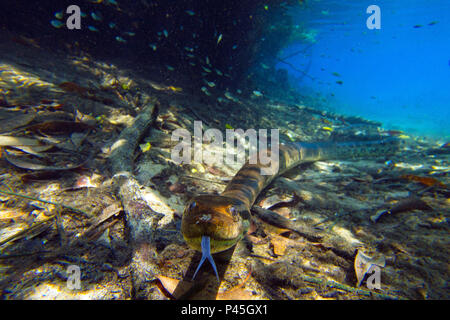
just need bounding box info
[181,138,400,281]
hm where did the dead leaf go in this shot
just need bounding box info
[0,135,42,147]
[80,203,122,238]
[270,234,288,256]
[3,149,89,171]
[154,275,196,299]
[11,144,54,156]
[22,121,95,135]
[155,275,180,295]
[0,113,36,133]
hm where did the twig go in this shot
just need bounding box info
[182,104,212,127]
[300,275,402,300]
[0,215,55,246]
[0,189,92,218]
[182,175,228,185]
[276,58,314,80]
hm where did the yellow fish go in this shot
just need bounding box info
[139,142,152,153]
[168,86,182,92]
[322,126,333,131]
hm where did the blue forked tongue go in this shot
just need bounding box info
[192,236,220,283]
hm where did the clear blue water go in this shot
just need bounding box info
[277,0,450,139]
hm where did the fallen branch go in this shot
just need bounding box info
[108,102,162,297]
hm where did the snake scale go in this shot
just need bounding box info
[181,138,400,281]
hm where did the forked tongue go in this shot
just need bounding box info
[192,236,220,282]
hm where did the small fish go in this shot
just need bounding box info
[322,126,333,132]
[163,29,169,38]
[139,142,152,153]
[382,130,403,136]
[185,10,195,16]
[336,80,344,85]
[413,24,423,28]
[202,66,212,73]
[264,5,269,10]
[91,11,103,21]
[224,92,237,101]
[115,36,127,43]
[168,86,182,92]
[106,0,118,5]
[186,53,195,58]
[217,33,223,45]
[109,22,116,29]
[201,87,211,96]
[80,12,87,18]
[252,90,263,97]
[149,43,157,51]
[184,46,194,52]
[331,72,341,77]
[205,56,210,65]
[123,31,135,36]
[204,80,216,88]
[54,11,63,20]
[225,124,234,129]
[166,65,175,71]
[236,89,242,94]
[88,26,99,32]
[215,69,223,76]
[261,63,270,70]
[428,21,438,26]
[232,44,237,50]
[50,20,64,28]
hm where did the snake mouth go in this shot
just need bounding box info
[183,233,240,254]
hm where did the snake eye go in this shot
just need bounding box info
[229,206,239,221]
[189,201,196,210]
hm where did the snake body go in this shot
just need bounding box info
[181,138,400,280]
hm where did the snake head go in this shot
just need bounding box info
[181,194,250,254]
